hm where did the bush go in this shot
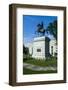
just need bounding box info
[23,54,33,62]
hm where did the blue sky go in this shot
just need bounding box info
[23,15,57,46]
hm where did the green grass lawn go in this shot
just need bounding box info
[23,57,57,75]
[23,68,57,75]
[24,57,57,67]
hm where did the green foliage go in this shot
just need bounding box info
[36,20,57,39]
[46,20,57,40]
[23,45,29,55]
[24,57,57,67]
[23,54,33,62]
[23,45,30,62]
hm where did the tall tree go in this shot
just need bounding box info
[46,20,57,40]
[23,45,29,55]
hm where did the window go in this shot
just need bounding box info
[51,46,53,55]
[37,49,41,52]
[54,53,57,57]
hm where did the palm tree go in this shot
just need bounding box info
[46,20,57,40]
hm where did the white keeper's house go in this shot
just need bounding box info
[28,36,57,59]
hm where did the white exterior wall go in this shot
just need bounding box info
[32,36,45,59]
[31,36,50,59]
[29,43,33,55]
[28,37,57,59]
[49,39,57,56]
[32,40,45,59]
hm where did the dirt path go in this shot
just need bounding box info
[23,63,57,71]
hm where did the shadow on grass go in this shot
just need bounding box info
[23,68,57,75]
